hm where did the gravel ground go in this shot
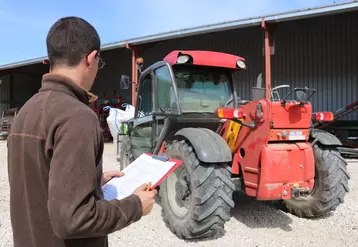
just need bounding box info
[1,141,358,247]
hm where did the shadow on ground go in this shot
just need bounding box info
[154,190,294,243]
[231,192,293,231]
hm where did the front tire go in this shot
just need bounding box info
[117,135,134,171]
[159,140,235,239]
[284,142,350,218]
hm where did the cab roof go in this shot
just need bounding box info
[163,50,245,69]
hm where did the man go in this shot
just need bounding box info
[7,16,157,247]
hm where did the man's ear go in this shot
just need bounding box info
[86,50,98,68]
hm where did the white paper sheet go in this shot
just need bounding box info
[102,153,177,200]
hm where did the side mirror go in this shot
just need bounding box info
[120,75,130,90]
[256,73,263,88]
[138,95,142,108]
[296,90,308,104]
[251,73,265,101]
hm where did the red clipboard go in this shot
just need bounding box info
[144,153,183,190]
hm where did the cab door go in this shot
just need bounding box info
[128,62,181,159]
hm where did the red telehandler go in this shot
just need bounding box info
[118,50,350,240]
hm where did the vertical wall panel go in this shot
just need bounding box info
[0,74,11,113]
[92,48,132,104]
[271,10,358,120]
[11,63,48,108]
[11,73,42,108]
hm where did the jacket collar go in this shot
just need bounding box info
[40,73,98,105]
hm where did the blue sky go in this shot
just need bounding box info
[0,0,346,65]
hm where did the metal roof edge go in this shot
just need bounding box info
[128,18,263,45]
[0,56,48,70]
[265,0,358,22]
[1,0,357,71]
[100,41,126,51]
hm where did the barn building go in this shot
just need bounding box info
[0,1,357,147]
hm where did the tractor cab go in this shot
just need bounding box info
[126,50,246,159]
[134,51,245,117]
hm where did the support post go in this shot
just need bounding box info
[9,72,13,108]
[126,41,155,106]
[261,18,271,100]
[131,49,138,107]
[126,42,138,106]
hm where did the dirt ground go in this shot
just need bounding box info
[1,141,358,247]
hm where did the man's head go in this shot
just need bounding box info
[46,17,104,91]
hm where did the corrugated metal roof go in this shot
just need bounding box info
[1,0,357,71]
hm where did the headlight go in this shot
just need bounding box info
[233,109,242,118]
[237,60,246,69]
[177,55,190,64]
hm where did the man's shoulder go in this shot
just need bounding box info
[66,105,98,122]
[50,91,95,113]
[45,91,99,126]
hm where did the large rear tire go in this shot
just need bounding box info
[159,140,235,239]
[284,142,350,218]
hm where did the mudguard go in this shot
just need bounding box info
[174,127,232,163]
[310,129,342,146]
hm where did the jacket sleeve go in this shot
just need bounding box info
[47,110,143,239]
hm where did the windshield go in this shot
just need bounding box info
[172,66,233,113]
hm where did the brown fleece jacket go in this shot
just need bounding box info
[7,73,143,247]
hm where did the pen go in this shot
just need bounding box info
[146,182,152,191]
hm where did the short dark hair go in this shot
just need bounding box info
[46,16,101,68]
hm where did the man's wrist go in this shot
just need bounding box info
[131,194,144,219]
[115,194,143,223]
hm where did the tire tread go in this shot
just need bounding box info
[161,140,235,239]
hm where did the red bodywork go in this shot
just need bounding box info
[219,99,315,200]
[163,50,245,69]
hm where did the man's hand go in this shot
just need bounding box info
[133,184,158,216]
[102,171,125,185]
